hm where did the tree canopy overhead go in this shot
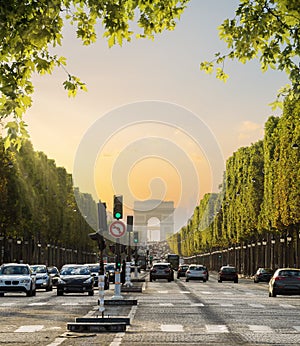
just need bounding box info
[201,0,300,108]
[0,0,189,148]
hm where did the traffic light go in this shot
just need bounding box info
[127,215,133,232]
[113,195,123,220]
[133,231,139,244]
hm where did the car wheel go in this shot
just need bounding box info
[234,279,238,283]
[150,277,153,282]
[186,279,189,282]
[57,290,63,296]
[26,288,33,297]
[203,279,206,283]
[46,285,53,292]
[32,289,36,296]
[271,289,277,297]
[88,290,94,296]
[168,278,171,282]
[0,292,4,297]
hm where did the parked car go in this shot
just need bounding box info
[47,266,60,286]
[269,268,300,297]
[177,264,189,278]
[254,268,274,283]
[30,264,52,291]
[56,264,94,296]
[185,264,208,282]
[0,263,36,297]
[84,263,109,290]
[218,265,238,283]
[149,262,174,282]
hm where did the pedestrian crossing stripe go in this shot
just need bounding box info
[14,325,44,333]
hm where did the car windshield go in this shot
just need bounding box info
[180,266,189,270]
[153,265,168,270]
[278,270,300,277]
[88,265,99,273]
[1,266,29,275]
[190,266,204,271]
[31,265,46,273]
[222,267,236,272]
[61,266,90,275]
[105,265,114,271]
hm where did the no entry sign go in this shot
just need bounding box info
[109,220,126,238]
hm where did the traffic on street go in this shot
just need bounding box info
[0,268,300,346]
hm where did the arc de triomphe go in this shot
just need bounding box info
[133,200,174,243]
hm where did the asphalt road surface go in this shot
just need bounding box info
[0,272,300,345]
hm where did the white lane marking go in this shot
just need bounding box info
[46,338,65,346]
[159,303,173,306]
[293,326,300,331]
[15,325,44,333]
[190,303,204,307]
[220,303,234,307]
[157,291,168,294]
[0,302,15,306]
[248,304,265,308]
[109,305,138,346]
[249,325,273,333]
[200,291,212,294]
[280,304,295,309]
[161,324,184,332]
[206,325,229,333]
[29,302,47,306]
[62,302,79,306]
[180,291,190,294]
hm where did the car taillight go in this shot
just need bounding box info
[151,269,157,273]
[186,270,190,274]
[275,276,286,281]
[165,269,170,273]
[203,271,207,275]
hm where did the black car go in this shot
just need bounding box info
[254,268,274,283]
[56,264,94,296]
[105,263,116,283]
[85,263,109,290]
[218,265,238,283]
[269,268,300,297]
[177,264,189,278]
[149,263,174,282]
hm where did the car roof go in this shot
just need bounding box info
[2,263,28,267]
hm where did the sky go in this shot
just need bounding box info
[25,0,288,239]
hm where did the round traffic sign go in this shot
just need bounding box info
[109,220,126,238]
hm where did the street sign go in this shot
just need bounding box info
[109,220,126,238]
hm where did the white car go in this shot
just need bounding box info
[0,263,36,297]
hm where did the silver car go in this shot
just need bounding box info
[186,264,207,282]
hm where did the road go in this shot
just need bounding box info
[1,273,300,345]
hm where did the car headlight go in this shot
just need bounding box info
[57,279,66,285]
[19,278,31,284]
[83,277,93,284]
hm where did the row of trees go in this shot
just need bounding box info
[168,98,299,273]
[0,140,98,266]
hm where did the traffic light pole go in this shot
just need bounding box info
[112,238,123,300]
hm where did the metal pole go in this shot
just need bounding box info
[112,239,123,300]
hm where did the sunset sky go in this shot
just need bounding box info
[25,0,288,235]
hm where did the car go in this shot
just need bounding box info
[56,264,94,296]
[0,263,36,297]
[218,265,238,283]
[30,264,53,291]
[105,263,116,283]
[269,268,300,297]
[177,264,189,278]
[185,264,208,282]
[84,263,109,290]
[149,262,174,282]
[254,268,274,283]
[47,266,60,286]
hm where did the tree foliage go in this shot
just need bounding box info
[200,0,300,106]
[0,0,189,147]
[169,98,300,256]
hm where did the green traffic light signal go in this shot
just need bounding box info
[113,195,123,220]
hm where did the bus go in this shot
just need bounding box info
[166,254,180,271]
